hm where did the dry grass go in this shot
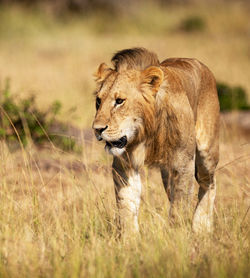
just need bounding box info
[0,1,249,277]
[0,118,249,277]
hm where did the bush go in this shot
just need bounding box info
[0,79,80,152]
[179,15,206,32]
[217,82,250,111]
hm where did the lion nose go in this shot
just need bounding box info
[93,124,108,137]
[96,125,108,134]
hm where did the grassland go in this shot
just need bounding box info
[0,1,249,277]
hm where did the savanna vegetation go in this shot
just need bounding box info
[0,0,249,277]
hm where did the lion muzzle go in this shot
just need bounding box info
[105,135,127,149]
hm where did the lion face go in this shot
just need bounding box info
[93,70,143,156]
[92,63,164,156]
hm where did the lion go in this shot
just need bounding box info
[92,48,219,233]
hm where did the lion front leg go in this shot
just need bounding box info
[112,157,142,233]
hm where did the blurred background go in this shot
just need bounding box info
[0,0,249,129]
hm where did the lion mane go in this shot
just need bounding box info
[111,47,160,71]
[111,48,180,165]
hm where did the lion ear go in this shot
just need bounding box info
[141,66,164,94]
[94,63,113,83]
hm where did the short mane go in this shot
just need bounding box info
[111,48,160,72]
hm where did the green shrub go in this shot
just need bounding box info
[179,15,205,32]
[0,79,80,152]
[217,82,250,111]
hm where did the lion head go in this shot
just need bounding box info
[92,48,164,156]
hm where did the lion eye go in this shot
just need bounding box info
[96,97,101,110]
[115,98,124,105]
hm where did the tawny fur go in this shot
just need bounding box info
[92,48,219,233]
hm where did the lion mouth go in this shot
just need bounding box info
[105,136,127,149]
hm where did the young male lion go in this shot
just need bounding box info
[92,48,219,233]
